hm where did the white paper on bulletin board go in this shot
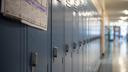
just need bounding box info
[1,0,21,18]
[1,0,48,30]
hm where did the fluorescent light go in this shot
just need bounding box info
[61,0,66,6]
[120,16,128,20]
[79,11,94,16]
[73,11,76,16]
[118,20,124,23]
[122,10,128,15]
[80,0,84,4]
[78,12,82,16]
[53,0,58,5]
[69,0,75,6]
[62,0,86,7]
[74,0,80,6]
[82,12,86,16]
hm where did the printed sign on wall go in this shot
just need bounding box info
[1,0,48,30]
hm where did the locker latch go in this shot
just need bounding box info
[53,47,58,58]
[79,41,82,47]
[83,40,86,45]
[72,42,77,49]
[65,44,69,53]
[31,52,38,67]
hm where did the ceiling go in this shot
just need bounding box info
[105,0,128,22]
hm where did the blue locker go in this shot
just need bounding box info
[82,16,87,72]
[83,17,88,72]
[52,2,65,72]
[0,0,52,72]
[64,7,72,72]
[72,10,78,72]
[26,0,52,72]
[78,10,83,72]
[27,26,48,72]
[0,0,102,72]
[72,12,79,72]
[0,16,24,72]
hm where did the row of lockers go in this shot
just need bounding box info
[51,0,101,72]
[0,0,101,72]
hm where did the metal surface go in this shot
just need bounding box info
[0,0,101,72]
[52,1,65,72]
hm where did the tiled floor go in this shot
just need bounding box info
[99,37,128,72]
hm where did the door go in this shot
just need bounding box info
[72,11,79,72]
[52,2,65,72]
[0,16,24,72]
[64,7,72,72]
[78,13,83,72]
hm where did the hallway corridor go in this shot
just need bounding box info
[1,0,128,72]
[99,37,128,72]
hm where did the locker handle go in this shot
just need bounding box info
[65,44,69,53]
[72,42,77,49]
[83,40,86,45]
[79,41,82,47]
[65,44,69,56]
[31,52,38,67]
[53,47,58,58]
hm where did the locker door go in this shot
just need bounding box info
[83,16,88,72]
[72,11,78,72]
[27,26,48,72]
[0,17,24,72]
[26,0,52,72]
[72,12,79,72]
[52,2,65,72]
[86,11,89,72]
[64,7,73,72]
[87,7,93,71]
[83,7,90,72]
[78,13,83,72]
[88,14,93,72]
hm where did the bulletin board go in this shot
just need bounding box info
[1,0,48,30]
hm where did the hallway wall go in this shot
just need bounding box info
[0,0,101,72]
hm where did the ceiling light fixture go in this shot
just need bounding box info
[80,0,84,4]
[78,12,82,16]
[73,11,76,16]
[69,0,75,6]
[122,10,128,15]
[53,0,58,5]
[120,16,128,20]
[118,20,124,23]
